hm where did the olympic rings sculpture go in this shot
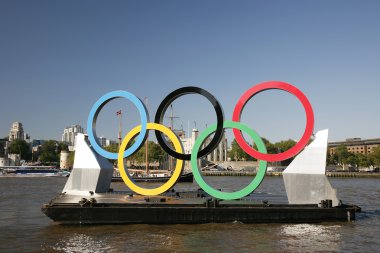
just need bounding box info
[87,81,314,200]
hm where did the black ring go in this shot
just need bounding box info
[154,86,224,160]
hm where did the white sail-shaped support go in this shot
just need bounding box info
[62,134,114,195]
[283,129,340,206]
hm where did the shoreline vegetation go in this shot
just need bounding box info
[202,171,380,178]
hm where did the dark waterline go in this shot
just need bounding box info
[0,176,379,252]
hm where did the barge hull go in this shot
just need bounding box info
[42,204,356,224]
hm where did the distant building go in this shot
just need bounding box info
[31,139,45,160]
[60,150,70,169]
[32,139,45,148]
[328,138,380,155]
[61,125,84,150]
[24,133,31,143]
[106,139,117,147]
[205,133,228,163]
[97,136,116,147]
[8,153,20,166]
[0,139,9,166]
[0,158,7,166]
[181,129,199,155]
[0,140,7,158]
[98,136,107,147]
[9,122,24,141]
[180,128,228,162]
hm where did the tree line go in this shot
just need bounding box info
[327,145,380,169]
[5,138,167,168]
[7,138,380,169]
[7,139,68,165]
[228,138,297,166]
[228,138,380,169]
[105,141,166,166]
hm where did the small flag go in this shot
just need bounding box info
[116,110,122,116]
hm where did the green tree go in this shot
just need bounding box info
[231,137,278,161]
[346,153,358,168]
[261,138,277,154]
[107,140,165,165]
[356,153,373,168]
[148,141,166,163]
[103,143,120,165]
[8,139,32,161]
[327,152,338,165]
[105,140,137,156]
[105,143,119,153]
[228,139,250,161]
[57,142,68,153]
[39,140,58,164]
[274,139,297,153]
[274,139,297,166]
[251,137,277,155]
[67,151,75,168]
[370,146,380,167]
[129,141,166,164]
[335,145,351,169]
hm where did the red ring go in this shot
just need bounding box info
[232,81,314,162]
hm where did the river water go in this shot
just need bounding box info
[0,176,379,253]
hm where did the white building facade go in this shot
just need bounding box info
[180,128,228,163]
[62,125,84,151]
[98,136,107,147]
[106,139,116,147]
[97,137,116,147]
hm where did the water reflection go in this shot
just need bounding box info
[49,233,113,253]
[40,225,182,253]
[279,224,342,252]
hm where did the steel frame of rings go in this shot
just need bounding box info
[118,123,184,196]
[154,86,224,161]
[191,120,267,200]
[232,81,314,162]
[87,90,149,160]
[87,81,314,200]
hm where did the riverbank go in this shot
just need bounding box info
[201,171,380,178]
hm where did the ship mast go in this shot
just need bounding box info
[167,104,179,172]
[144,97,149,175]
[117,110,122,149]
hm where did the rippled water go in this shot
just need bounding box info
[0,176,379,252]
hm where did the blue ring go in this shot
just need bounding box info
[87,90,149,159]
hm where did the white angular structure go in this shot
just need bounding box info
[63,134,114,195]
[283,129,340,206]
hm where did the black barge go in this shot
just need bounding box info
[42,190,360,225]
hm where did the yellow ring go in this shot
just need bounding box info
[118,123,184,196]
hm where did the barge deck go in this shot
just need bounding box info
[42,190,360,225]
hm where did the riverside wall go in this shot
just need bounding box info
[201,171,380,178]
[216,161,259,170]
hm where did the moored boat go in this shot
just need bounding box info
[1,166,70,177]
[112,171,193,183]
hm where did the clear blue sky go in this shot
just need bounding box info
[1,0,379,144]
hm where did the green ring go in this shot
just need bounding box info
[190,120,267,200]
